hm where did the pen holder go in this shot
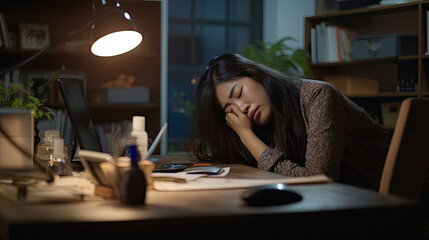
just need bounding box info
[99,158,155,199]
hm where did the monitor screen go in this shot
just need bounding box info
[57,78,102,152]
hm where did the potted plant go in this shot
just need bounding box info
[241,36,313,76]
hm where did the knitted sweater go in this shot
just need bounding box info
[258,79,392,190]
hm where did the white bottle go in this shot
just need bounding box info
[53,137,69,176]
[130,116,148,161]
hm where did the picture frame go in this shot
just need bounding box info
[19,23,50,50]
[20,69,87,104]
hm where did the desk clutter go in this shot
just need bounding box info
[0,113,332,206]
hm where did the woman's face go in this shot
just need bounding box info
[215,76,272,126]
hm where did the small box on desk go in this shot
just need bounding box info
[324,75,379,96]
[89,87,150,104]
[352,34,418,60]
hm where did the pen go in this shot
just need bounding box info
[192,163,213,166]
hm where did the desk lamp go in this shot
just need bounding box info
[91,0,143,57]
[0,0,143,183]
[0,0,142,76]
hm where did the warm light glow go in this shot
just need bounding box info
[91,30,142,57]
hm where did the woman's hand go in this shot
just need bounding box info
[225,105,252,137]
[225,105,268,161]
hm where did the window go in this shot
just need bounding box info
[168,0,262,153]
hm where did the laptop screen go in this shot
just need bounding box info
[57,78,103,152]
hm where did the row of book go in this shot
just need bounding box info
[0,12,10,49]
[311,22,358,63]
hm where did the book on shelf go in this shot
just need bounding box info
[0,12,9,48]
[311,22,358,63]
[311,27,317,63]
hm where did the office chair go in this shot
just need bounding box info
[379,97,429,200]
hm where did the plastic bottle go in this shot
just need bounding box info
[35,130,60,167]
[120,137,147,204]
[130,116,148,161]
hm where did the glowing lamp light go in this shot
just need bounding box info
[91,1,142,57]
[91,30,142,57]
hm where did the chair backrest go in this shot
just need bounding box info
[379,97,429,200]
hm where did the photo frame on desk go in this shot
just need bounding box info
[19,23,50,50]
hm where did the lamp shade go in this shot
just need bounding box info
[91,3,142,57]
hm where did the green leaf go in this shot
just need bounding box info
[241,36,313,77]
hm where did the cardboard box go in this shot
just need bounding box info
[324,75,379,96]
[89,87,150,103]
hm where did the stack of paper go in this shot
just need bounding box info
[152,174,332,191]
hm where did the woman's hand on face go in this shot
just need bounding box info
[226,105,252,136]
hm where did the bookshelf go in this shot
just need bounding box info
[304,1,429,128]
[0,0,165,149]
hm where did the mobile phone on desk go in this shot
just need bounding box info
[153,162,194,172]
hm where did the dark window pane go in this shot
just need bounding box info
[228,26,251,52]
[195,0,226,20]
[194,25,226,64]
[168,72,195,139]
[229,0,251,22]
[169,24,192,64]
[169,0,192,18]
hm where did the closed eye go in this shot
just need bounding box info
[238,86,243,98]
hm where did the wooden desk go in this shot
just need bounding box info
[0,156,424,239]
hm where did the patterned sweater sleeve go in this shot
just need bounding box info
[257,83,348,180]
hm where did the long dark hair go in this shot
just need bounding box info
[188,53,307,167]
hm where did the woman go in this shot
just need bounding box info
[189,53,392,190]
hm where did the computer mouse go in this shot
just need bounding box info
[242,183,303,206]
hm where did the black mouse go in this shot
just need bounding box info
[242,183,303,206]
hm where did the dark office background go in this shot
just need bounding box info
[167,0,263,153]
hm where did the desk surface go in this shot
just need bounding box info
[0,155,424,239]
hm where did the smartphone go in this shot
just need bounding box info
[153,162,193,173]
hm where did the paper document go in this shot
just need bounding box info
[152,174,332,191]
[0,175,95,204]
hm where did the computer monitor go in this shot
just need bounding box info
[0,108,34,169]
[57,78,103,153]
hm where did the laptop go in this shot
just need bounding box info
[57,78,167,160]
[57,78,103,154]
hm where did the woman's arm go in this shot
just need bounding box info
[226,105,268,160]
[258,84,348,180]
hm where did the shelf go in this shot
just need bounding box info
[87,102,160,109]
[307,1,420,23]
[345,91,418,98]
[47,102,160,109]
[310,55,418,67]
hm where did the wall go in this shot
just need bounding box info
[263,0,315,49]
